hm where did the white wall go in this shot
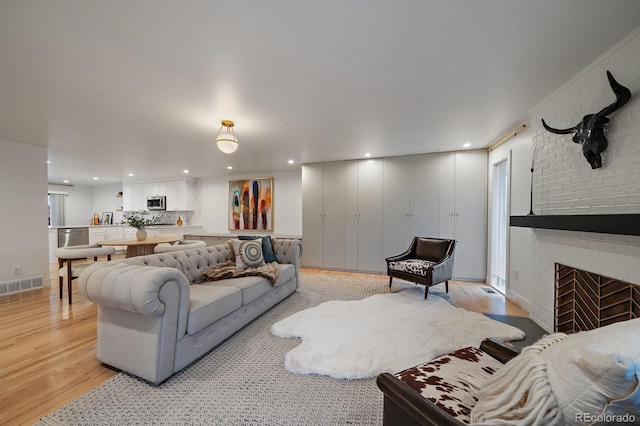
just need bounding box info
[0,138,49,284]
[526,27,640,331]
[198,170,302,236]
[488,126,534,312]
[48,183,125,226]
[92,183,125,224]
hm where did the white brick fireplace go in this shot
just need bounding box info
[526,27,640,331]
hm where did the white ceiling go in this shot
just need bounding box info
[1,1,640,186]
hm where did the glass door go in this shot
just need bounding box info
[489,159,508,293]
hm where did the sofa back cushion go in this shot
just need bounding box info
[119,244,235,284]
[415,238,450,261]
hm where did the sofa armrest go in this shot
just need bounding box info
[479,338,521,364]
[78,262,190,322]
[376,373,464,426]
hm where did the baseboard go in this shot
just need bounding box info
[506,289,533,315]
[0,276,44,296]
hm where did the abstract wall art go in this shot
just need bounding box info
[228,177,274,231]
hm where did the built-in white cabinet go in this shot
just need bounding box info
[302,162,347,269]
[302,150,488,280]
[445,150,488,280]
[382,155,441,262]
[346,159,384,272]
[122,180,197,212]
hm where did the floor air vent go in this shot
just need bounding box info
[481,287,497,294]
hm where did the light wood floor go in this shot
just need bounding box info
[0,261,527,426]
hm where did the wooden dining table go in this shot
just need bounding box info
[96,235,181,258]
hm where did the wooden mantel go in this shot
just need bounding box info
[510,214,640,236]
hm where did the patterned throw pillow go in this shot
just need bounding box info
[231,239,265,270]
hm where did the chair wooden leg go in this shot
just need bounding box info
[59,277,63,299]
[424,286,429,300]
[66,261,73,305]
[388,276,393,288]
[445,280,449,293]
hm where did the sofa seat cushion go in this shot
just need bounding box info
[388,259,435,277]
[187,285,242,335]
[277,264,295,287]
[204,276,269,306]
[394,346,502,424]
[202,264,296,306]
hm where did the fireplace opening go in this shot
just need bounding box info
[554,263,639,333]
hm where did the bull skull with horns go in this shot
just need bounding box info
[541,71,631,169]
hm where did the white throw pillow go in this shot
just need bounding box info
[470,318,640,425]
[230,239,265,270]
[541,318,640,423]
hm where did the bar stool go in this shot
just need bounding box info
[53,244,116,305]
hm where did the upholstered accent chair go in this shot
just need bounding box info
[53,244,116,304]
[386,237,455,299]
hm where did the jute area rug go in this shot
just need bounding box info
[38,273,458,426]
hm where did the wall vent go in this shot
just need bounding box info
[0,276,46,297]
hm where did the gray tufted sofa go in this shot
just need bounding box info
[78,239,302,385]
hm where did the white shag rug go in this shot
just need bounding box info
[271,287,525,379]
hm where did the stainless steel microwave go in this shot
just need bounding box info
[147,195,166,210]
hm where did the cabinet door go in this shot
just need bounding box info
[383,156,411,261]
[438,153,456,240]
[410,154,441,238]
[302,163,325,268]
[165,181,179,211]
[133,183,148,210]
[345,160,359,270]
[123,184,134,211]
[356,158,384,272]
[453,150,488,280]
[147,182,166,197]
[323,161,346,269]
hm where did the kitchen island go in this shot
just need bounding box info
[48,225,202,263]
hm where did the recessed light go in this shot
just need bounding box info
[63,180,69,183]
[93,177,99,180]
[364,153,371,157]
[46,160,51,164]
[463,143,471,148]
[128,173,134,177]
[227,166,233,170]
[183,170,189,174]
[288,160,294,164]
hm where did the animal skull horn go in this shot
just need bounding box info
[541,71,631,169]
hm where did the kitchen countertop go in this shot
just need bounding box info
[49,225,202,229]
[185,232,301,239]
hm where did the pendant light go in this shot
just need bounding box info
[215,120,238,154]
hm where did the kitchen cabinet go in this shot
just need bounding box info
[301,162,346,269]
[122,179,197,212]
[88,227,124,244]
[165,180,196,211]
